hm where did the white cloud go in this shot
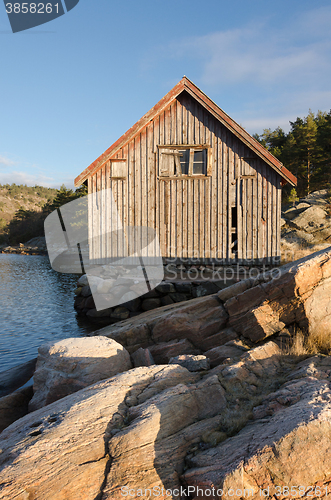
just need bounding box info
[147,6,331,133]
[0,155,15,167]
[167,15,331,88]
[0,170,59,187]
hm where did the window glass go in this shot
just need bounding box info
[179,149,190,175]
[193,149,206,174]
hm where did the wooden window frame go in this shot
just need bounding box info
[157,145,211,178]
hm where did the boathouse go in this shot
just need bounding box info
[74,77,296,265]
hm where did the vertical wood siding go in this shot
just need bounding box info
[88,92,282,264]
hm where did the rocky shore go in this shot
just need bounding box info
[1,247,331,498]
[0,236,47,255]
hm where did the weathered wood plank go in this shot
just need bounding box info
[267,169,272,264]
[141,129,147,233]
[277,176,282,260]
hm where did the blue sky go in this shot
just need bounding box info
[0,0,330,188]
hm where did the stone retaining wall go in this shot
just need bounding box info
[74,275,232,323]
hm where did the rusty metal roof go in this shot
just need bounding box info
[74,77,297,187]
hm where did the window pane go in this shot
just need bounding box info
[179,149,190,175]
[193,149,206,174]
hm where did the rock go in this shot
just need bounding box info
[240,341,282,376]
[0,365,225,500]
[152,295,228,349]
[96,278,116,294]
[101,322,152,349]
[291,205,329,233]
[77,274,89,287]
[204,344,246,368]
[131,348,155,367]
[168,292,188,302]
[120,292,141,312]
[301,189,328,204]
[110,306,130,320]
[114,277,135,287]
[296,202,312,209]
[183,378,331,499]
[0,386,33,433]
[81,285,92,297]
[0,358,37,398]
[160,295,174,306]
[197,327,239,351]
[155,282,176,293]
[149,339,200,364]
[74,296,86,310]
[229,302,286,342]
[175,282,193,294]
[304,277,331,335]
[110,285,129,298]
[217,279,253,302]
[84,295,95,309]
[169,354,210,371]
[193,282,220,297]
[141,288,160,299]
[29,337,132,411]
[141,298,161,311]
[86,308,113,318]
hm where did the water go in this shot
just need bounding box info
[0,254,97,372]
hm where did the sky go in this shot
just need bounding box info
[0,0,330,188]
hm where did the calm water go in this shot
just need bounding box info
[0,254,97,372]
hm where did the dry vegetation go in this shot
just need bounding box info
[280,239,330,265]
[285,327,331,356]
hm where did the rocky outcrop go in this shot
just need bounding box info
[0,365,219,500]
[2,348,331,499]
[282,189,331,248]
[183,376,331,499]
[29,337,132,411]
[95,247,331,353]
[0,237,47,255]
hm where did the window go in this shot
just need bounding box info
[110,160,127,178]
[158,145,210,177]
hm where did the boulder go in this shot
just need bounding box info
[141,298,161,310]
[204,343,248,368]
[155,282,176,293]
[0,386,33,433]
[169,354,210,371]
[149,339,200,364]
[131,348,155,367]
[29,337,132,411]
[291,205,329,233]
[0,358,36,397]
[0,365,225,500]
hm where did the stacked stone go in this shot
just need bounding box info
[74,272,228,323]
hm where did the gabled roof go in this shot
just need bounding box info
[74,77,297,187]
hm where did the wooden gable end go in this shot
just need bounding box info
[87,92,282,264]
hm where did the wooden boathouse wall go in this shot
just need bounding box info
[87,91,283,265]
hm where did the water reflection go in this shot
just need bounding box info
[0,254,97,372]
